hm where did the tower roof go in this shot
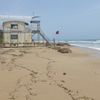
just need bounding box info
[3,20,29,25]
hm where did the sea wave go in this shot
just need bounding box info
[68,40,100,51]
[68,40,100,44]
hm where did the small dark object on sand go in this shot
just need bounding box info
[63,72,67,75]
[56,43,71,46]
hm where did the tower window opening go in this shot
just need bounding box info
[11,34,18,39]
[11,24,18,29]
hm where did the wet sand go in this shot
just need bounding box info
[0,46,100,100]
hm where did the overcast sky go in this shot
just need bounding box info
[0,0,100,40]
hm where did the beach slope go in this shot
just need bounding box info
[0,47,100,100]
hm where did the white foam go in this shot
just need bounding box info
[88,47,100,51]
[69,39,100,44]
[70,43,100,51]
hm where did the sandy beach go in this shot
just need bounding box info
[0,46,100,100]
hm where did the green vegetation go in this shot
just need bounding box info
[0,37,3,43]
[0,30,3,43]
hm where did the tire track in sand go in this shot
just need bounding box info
[5,48,94,100]
[36,52,94,100]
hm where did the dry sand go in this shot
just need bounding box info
[0,46,100,100]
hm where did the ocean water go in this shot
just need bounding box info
[67,39,100,51]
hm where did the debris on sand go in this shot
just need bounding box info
[58,47,72,53]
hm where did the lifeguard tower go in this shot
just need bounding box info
[0,15,51,47]
[30,17,50,45]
